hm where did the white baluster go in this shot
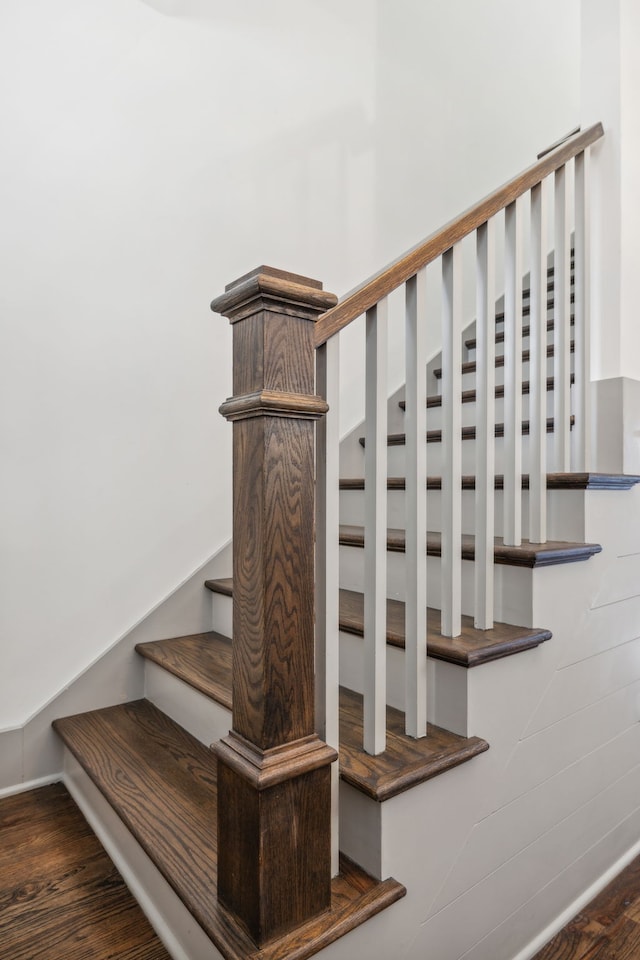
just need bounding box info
[554,163,572,470]
[574,150,591,471]
[503,198,523,547]
[364,299,388,755]
[529,179,549,543]
[475,221,495,628]
[315,337,340,875]
[404,270,428,737]
[441,246,462,639]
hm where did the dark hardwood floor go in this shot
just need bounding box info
[0,782,170,960]
[533,853,640,959]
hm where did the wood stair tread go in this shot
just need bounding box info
[359,416,574,448]
[137,630,232,710]
[433,342,574,379]
[339,472,640,492]
[204,579,550,668]
[338,587,550,667]
[53,700,405,960]
[399,375,575,410]
[465,316,575,351]
[338,525,602,567]
[338,686,488,801]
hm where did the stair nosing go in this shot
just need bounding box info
[337,525,602,567]
[358,415,575,448]
[399,375,576,410]
[339,473,640,492]
[204,580,551,669]
[433,342,575,380]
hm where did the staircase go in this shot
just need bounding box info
[50,123,640,960]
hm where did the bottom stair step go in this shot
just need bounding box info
[53,700,405,960]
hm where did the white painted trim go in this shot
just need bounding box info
[512,835,640,960]
[0,773,61,799]
[63,751,223,960]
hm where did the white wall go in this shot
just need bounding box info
[338,0,582,437]
[0,0,580,729]
[582,0,640,383]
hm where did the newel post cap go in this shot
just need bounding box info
[210,265,338,322]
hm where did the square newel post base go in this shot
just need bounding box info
[214,732,338,946]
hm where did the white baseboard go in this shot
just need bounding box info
[512,835,640,960]
[0,773,61,800]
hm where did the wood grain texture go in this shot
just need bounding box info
[433,342,575,379]
[398,375,575,410]
[314,124,602,345]
[338,525,603,567]
[338,687,488,801]
[212,267,337,324]
[53,701,405,960]
[136,631,232,710]
[358,416,574,448]
[339,473,640,492]
[337,587,551,667]
[213,269,341,940]
[533,853,640,960]
[0,782,170,960]
[206,580,552,670]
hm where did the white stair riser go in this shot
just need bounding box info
[464,322,565,361]
[143,660,231,746]
[386,432,564,475]
[339,630,468,732]
[435,356,572,393]
[339,545,534,625]
[340,488,585,540]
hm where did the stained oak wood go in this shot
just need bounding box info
[211,268,340,941]
[338,525,602,567]
[338,687,488,800]
[337,587,550,667]
[358,415,574,448]
[398,375,576,410]
[433,342,575,380]
[314,124,602,345]
[532,853,640,960]
[53,700,405,960]
[203,580,551,668]
[137,630,232,710]
[0,782,170,960]
[339,473,640,492]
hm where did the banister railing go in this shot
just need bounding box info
[314,123,603,346]
[315,121,604,761]
[210,121,604,942]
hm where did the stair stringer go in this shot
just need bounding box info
[313,486,640,960]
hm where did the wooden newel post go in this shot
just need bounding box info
[210,266,339,945]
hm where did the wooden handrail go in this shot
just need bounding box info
[314,122,604,347]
